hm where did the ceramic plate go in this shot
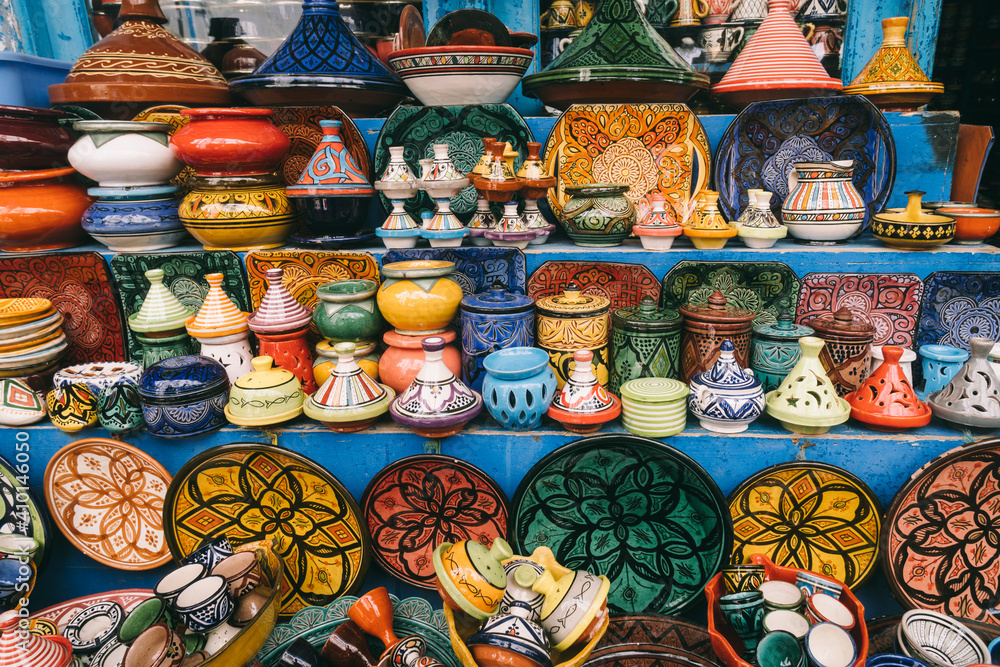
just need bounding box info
[542,103,711,222]
[164,442,371,619]
[270,106,371,186]
[796,273,924,347]
[109,251,252,363]
[44,438,172,571]
[373,104,534,221]
[361,454,509,589]
[245,250,381,312]
[528,261,661,310]
[258,594,459,667]
[0,454,51,571]
[509,434,731,615]
[881,437,1000,623]
[714,95,896,229]
[915,272,1000,351]
[0,253,127,365]
[597,615,716,661]
[866,615,1000,656]
[30,589,153,632]
[584,643,720,667]
[728,461,882,589]
[383,248,527,296]
[659,261,801,325]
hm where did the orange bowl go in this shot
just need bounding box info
[938,207,1000,245]
[705,554,867,667]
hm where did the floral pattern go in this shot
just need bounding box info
[592,138,661,204]
[916,272,1000,352]
[660,261,801,325]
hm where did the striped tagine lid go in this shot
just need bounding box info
[186,273,248,338]
[127,269,196,334]
[712,0,842,107]
[286,121,376,197]
[247,267,313,334]
[305,342,394,424]
[0,609,73,667]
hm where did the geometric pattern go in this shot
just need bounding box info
[598,615,717,661]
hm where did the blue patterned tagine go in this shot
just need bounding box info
[137,354,230,438]
[228,0,411,115]
[460,286,535,392]
[688,339,765,433]
[82,185,187,252]
[751,316,815,393]
[482,347,556,431]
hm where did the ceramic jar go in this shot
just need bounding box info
[377,261,464,336]
[780,161,866,244]
[559,184,635,247]
[919,344,968,394]
[170,108,291,177]
[379,330,462,395]
[54,362,143,394]
[928,337,1000,429]
[609,297,682,394]
[460,287,535,393]
[313,279,384,346]
[680,291,755,383]
[808,307,875,397]
[0,167,91,252]
[688,339,765,432]
[751,316,815,392]
[98,382,146,434]
[482,347,557,431]
[137,355,230,438]
[247,268,318,394]
[179,174,297,251]
[546,349,621,433]
[68,121,183,187]
[0,104,74,170]
[765,336,851,435]
[81,185,187,252]
[619,377,690,437]
[225,356,305,427]
[186,273,254,383]
[536,284,611,389]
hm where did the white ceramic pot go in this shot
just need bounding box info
[195,332,256,383]
[68,121,184,187]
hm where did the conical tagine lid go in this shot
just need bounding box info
[521,0,709,109]
[765,336,850,429]
[928,337,1000,428]
[187,273,248,338]
[247,268,313,334]
[0,610,73,667]
[389,336,483,429]
[128,268,195,334]
[712,0,842,108]
[287,121,376,197]
[305,342,394,423]
[547,349,621,428]
[846,345,930,429]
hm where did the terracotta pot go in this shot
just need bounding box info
[0,105,74,170]
[679,291,755,383]
[0,167,91,252]
[170,108,291,176]
[379,329,461,394]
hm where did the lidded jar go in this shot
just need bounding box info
[679,291,755,383]
[460,286,535,393]
[609,296,682,394]
[535,284,611,389]
[137,354,230,438]
[751,316,815,392]
[808,307,875,397]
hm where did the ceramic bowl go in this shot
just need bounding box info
[796,571,843,598]
[179,175,297,251]
[123,623,186,667]
[231,589,269,627]
[137,355,230,438]
[68,121,183,187]
[0,104,74,170]
[388,46,535,106]
[806,623,857,667]
[864,655,930,667]
[760,580,805,611]
[313,279,384,343]
[0,378,46,426]
[155,563,207,606]
[722,564,765,593]
[54,361,142,394]
[0,166,91,252]
[92,639,129,667]
[757,630,804,667]
[45,382,98,432]
[211,551,262,598]
[871,215,956,250]
[898,609,989,667]
[174,574,235,633]
[937,207,1000,245]
[181,536,234,571]
[377,261,464,335]
[82,186,187,252]
[806,593,855,630]
[118,596,177,646]
[763,610,811,641]
[64,600,125,654]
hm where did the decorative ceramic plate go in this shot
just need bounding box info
[270,106,371,186]
[44,438,172,571]
[163,442,371,618]
[915,272,1000,351]
[373,104,534,221]
[796,273,924,347]
[0,454,50,571]
[713,95,896,229]
[383,248,527,295]
[881,437,1000,623]
[659,261,801,325]
[30,589,153,632]
[257,594,459,667]
[109,251,251,362]
[528,261,661,310]
[728,461,882,589]
[509,434,731,615]
[0,253,127,365]
[542,103,711,222]
[245,250,381,312]
[597,615,716,662]
[866,615,1000,656]
[583,643,720,667]
[361,454,509,589]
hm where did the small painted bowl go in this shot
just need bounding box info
[866,655,931,667]
[312,279,384,344]
[388,46,535,106]
[118,596,178,646]
[211,551,262,598]
[805,593,855,630]
[45,383,99,432]
[759,580,804,612]
[0,378,46,426]
[722,563,765,594]
[154,563,207,606]
[123,623,186,667]
[68,121,183,187]
[937,207,1000,245]
[871,215,956,250]
[763,609,811,641]
[432,538,513,621]
[92,639,129,667]
[758,630,804,667]
[181,536,234,571]
[559,183,635,247]
[64,601,125,654]
[899,609,989,667]
[533,567,611,652]
[81,186,187,252]
[174,574,234,633]
[806,622,856,667]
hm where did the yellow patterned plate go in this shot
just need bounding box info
[727,461,882,588]
[163,442,371,619]
[244,250,381,312]
[542,103,711,223]
[0,299,55,326]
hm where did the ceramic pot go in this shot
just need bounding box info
[759,580,804,613]
[765,336,851,435]
[518,142,557,244]
[797,0,845,20]
[928,337,1000,429]
[683,189,738,249]
[609,296,682,394]
[82,186,187,252]
[781,161,866,244]
[314,339,380,385]
[619,377,689,437]
[482,347,557,431]
[532,567,610,651]
[226,356,305,426]
[179,174,297,251]
[688,339,765,432]
[547,349,621,433]
[467,601,552,667]
[379,329,461,394]
[137,355,230,438]
[751,316,815,392]
[680,291,755,383]
[54,361,143,394]
[460,287,535,392]
[420,203,468,248]
[485,202,536,249]
[808,307,874,397]
[123,623,186,667]
[719,591,765,660]
[535,284,611,389]
[634,192,683,249]
[0,609,70,665]
[559,184,635,246]
[374,145,419,199]
[128,268,196,338]
[872,190,956,250]
[174,575,234,633]
[737,189,787,248]
[313,279,384,345]
[420,143,471,200]
[98,382,145,434]
[918,344,968,394]
[0,105,74,170]
[305,342,394,432]
[938,207,1000,245]
[722,564,765,594]
[729,0,768,21]
[0,167,91,252]
[170,108,291,176]
[69,121,183,187]
[46,383,99,433]
[247,268,317,394]
[432,538,513,621]
[181,537,233,571]
[377,260,464,336]
[756,630,802,667]
[136,331,200,368]
[846,345,930,430]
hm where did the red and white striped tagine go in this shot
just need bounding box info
[0,610,72,667]
[712,0,842,108]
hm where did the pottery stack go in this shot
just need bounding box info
[312,279,384,386]
[0,299,69,382]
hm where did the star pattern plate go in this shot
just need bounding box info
[915,272,1000,351]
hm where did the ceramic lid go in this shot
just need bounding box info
[316,279,378,303]
[875,190,955,226]
[753,316,815,341]
[692,340,760,391]
[137,354,229,404]
[381,260,455,279]
[843,17,943,94]
[234,356,298,391]
[72,120,173,134]
[620,377,689,403]
[461,286,534,315]
[247,268,313,334]
[0,609,72,667]
[536,283,610,318]
[305,342,393,423]
[809,307,875,342]
[564,183,629,197]
[128,269,195,334]
[287,120,376,197]
[612,296,681,332]
[186,273,248,338]
[680,291,755,325]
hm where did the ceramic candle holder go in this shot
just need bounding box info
[546,349,621,433]
[846,345,930,430]
[482,347,556,431]
[928,337,1000,429]
[919,344,968,394]
[174,574,235,633]
[719,591,765,660]
[433,538,513,621]
[765,337,851,435]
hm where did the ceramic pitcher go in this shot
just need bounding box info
[781,160,866,224]
[670,0,709,26]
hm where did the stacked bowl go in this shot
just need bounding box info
[895,609,989,667]
[619,377,689,437]
[0,299,68,378]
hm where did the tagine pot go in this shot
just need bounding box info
[765,336,851,434]
[688,339,765,433]
[546,349,621,433]
[845,345,930,430]
[559,184,635,247]
[0,609,73,666]
[433,538,513,621]
[170,108,291,177]
[247,267,318,394]
[226,356,305,427]
[379,329,461,394]
[0,167,91,252]
[467,600,552,667]
[872,190,956,250]
[305,342,394,432]
[532,567,611,652]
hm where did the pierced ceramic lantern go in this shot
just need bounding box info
[186,272,253,383]
[808,307,874,397]
[536,284,611,389]
[846,346,930,430]
[765,336,850,435]
[680,291,755,383]
[305,342,394,432]
[247,267,317,394]
[610,296,682,395]
[128,268,197,367]
[928,337,1000,429]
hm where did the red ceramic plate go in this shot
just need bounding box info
[30,589,153,632]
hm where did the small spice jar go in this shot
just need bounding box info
[808,307,875,397]
[460,286,535,392]
[751,316,815,392]
[609,296,682,395]
[535,283,610,388]
[680,291,755,383]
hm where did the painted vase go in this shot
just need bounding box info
[170,108,291,177]
[81,185,187,252]
[688,339,765,433]
[765,336,851,435]
[619,377,689,438]
[780,161,866,244]
[247,268,317,394]
[482,347,557,431]
[535,284,611,389]
[68,120,183,187]
[0,167,91,252]
[928,337,1000,429]
[751,316,815,392]
[377,261,464,336]
[919,344,969,394]
[187,272,253,383]
[379,330,462,395]
[559,184,635,247]
[609,296,682,395]
[846,345,930,430]
[315,339,380,386]
[679,291,755,383]
[46,383,99,432]
[312,279,384,346]
[179,174,297,251]
[546,349,621,433]
[98,382,145,434]
[304,342,394,432]
[808,307,874,397]
[460,287,535,392]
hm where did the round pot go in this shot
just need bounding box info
[137,355,230,439]
[808,307,875,397]
[0,167,91,252]
[938,207,1000,245]
[0,104,74,170]
[170,108,291,176]
[482,347,556,430]
[535,284,611,389]
[750,317,815,392]
[679,291,755,383]
[291,195,371,244]
[178,174,297,250]
[610,296,682,394]
[68,121,183,187]
[558,183,635,246]
[312,279,384,344]
[379,329,461,394]
[377,260,463,335]
[81,186,187,252]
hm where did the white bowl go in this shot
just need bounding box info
[806,622,856,667]
[783,220,862,243]
[68,121,183,187]
[388,46,535,106]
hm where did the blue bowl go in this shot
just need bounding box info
[866,654,931,667]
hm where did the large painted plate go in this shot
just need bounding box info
[361,454,508,589]
[882,437,1000,624]
[728,461,882,589]
[373,104,534,221]
[543,103,711,222]
[244,250,381,311]
[164,443,371,619]
[383,248,527,296]
[30,589,153,632]
[0,454,51,572]
[509,435,731,615]
[528,261,661,310]
[713,95,895,230]
[915,272,1000,351]
[659,261,801,325]
[597,615,716,662]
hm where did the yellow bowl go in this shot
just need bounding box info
[377,260,464,335]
